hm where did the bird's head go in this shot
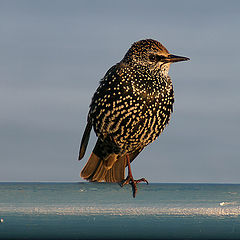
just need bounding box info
[122,39,189,75]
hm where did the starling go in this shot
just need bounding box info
[78,39,189,197]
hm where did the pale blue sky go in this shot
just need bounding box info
[1,0,240,182]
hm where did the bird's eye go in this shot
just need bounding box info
[149,54,157,62]
[156,55,167,61]
[149,54,167,62]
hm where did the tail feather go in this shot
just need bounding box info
[91,160,107,182]
[105,155,127,182]
[80,152,127,183]
[80,153,101,179]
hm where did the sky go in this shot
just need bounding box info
[0,0,240,183]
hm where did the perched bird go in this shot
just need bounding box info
[78,39,189,197]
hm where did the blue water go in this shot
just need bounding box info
[0,183,240,239]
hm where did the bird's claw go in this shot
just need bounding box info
[135,178,149,185]
[120,176,130,187]
[121,176,148,198]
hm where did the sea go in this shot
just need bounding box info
[0,182,240,239]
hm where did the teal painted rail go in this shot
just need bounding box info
[0,182,240,239]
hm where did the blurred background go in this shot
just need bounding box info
[0,0,239,182]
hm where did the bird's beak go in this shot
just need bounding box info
[166,54,190,63]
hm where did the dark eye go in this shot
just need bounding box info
[156,55,167,61]
[149,54,166,62]
[149,54,157,61]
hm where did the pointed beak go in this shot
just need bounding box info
[166,54,190,63]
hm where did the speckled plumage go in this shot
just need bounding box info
[79,39,189,189]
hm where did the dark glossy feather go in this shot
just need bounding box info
[78,120,92,160]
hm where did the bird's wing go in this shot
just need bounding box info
[78,120,92,160]
[79,64,121,162]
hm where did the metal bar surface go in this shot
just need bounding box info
[0,182,240,239]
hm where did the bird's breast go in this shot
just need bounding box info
[89,65,174,152]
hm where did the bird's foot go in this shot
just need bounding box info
[121,176,148,198]
[135,178,149,184]
[120,176,131,187]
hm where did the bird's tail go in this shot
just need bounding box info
[105,155,127,182]
[80,153,127,182]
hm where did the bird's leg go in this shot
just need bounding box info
[121,154,148,197]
